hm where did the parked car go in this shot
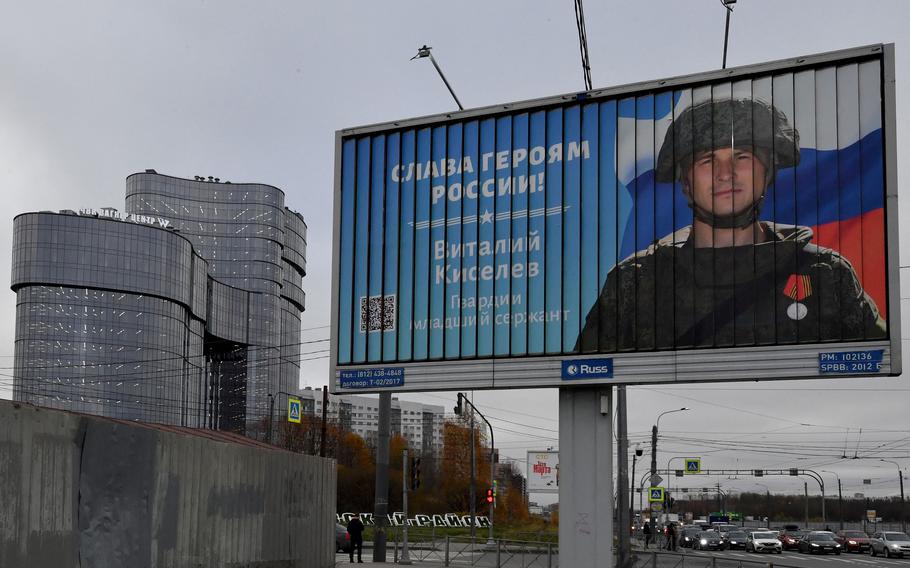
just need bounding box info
[835,530,871,553]
[724,530,749,550]
[798,531,841,555]
[693,531,725,551]
[335,523,352,553]
[778,529,806,550]
[745,531,782,554]
[870,531,910,558]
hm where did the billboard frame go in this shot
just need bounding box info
[330,43,900,394]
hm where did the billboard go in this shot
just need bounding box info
[331,44,900,392]
[527,451,559,493]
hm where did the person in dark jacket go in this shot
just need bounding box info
[347,514,365,563]
[577,98,885,352]
[666,523,677,551]
[643,521,652,548]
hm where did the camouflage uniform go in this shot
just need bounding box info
[576,222,886,353]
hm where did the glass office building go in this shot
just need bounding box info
[11,171,307,434]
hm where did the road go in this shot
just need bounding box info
[338,547,910,567]
[634,548,909,567]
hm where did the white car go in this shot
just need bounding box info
[746,531,782,554]
[870,531,910,558]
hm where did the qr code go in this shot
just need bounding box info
[360,294,396,332]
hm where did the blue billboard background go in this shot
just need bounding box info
[337,62,886,364]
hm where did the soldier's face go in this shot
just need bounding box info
[685,147,767,217]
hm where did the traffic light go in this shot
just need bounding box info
[410,457,421,490]
[454,393,463,416]
[486,488,494,504]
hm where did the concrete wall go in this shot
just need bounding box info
[0,400,336,567]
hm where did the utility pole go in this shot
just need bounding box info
[267,393,274,443]
[838,478,844,530]
[901,470,906,533]
[649,424,657,537]
[319,385,328,457]
[470,405,476,538]
[804,482,809,530]
[766,490,772,528]
[881,459,906,532]
[373,392,391,562]
[400,449,412,565]
[616,387,630,568]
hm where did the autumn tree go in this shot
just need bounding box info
[440,418,491,514]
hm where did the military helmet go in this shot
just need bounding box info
[654,98,800,183]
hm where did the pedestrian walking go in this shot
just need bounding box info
[643,521,652,548]
[666,523,677,551]
[346,514,365,563]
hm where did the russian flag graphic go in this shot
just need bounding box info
[615,60,887,315]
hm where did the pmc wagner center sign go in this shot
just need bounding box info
[330,44,900,393]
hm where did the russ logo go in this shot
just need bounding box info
[562,359,613,380]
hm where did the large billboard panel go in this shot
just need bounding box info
[331,44,900,393]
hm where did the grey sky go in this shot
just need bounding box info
[2,1,909,504]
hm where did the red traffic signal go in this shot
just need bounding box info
[486,488,494,503]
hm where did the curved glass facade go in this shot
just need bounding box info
[12,172,307,434]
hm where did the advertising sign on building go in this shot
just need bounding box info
[526,451,559,493]
[331,44,900,393]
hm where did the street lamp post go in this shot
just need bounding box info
[754,483,771,528]
[650,408,689,533]
[455,393,497,546]
[820,470,843,531]
[881,459,906,532]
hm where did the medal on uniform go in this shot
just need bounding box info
[783,274,812,320]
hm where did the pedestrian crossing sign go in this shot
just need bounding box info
[648,487,664,502]
[288,397,302,423]
[684,458,701,474]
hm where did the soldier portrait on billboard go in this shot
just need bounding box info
[577,97,886,352]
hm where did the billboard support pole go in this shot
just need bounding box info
[558,387,613,567]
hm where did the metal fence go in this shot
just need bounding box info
[390,533,559,567]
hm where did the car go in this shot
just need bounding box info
[724,530,749,550]
[798,531,841,555]
[335,523,352,553]
[678,527,702,548]
[746,531,782,554]
[835,530,871,553]
[778,529,806,550]
[870,531,910,558]
[693,531,725,551]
